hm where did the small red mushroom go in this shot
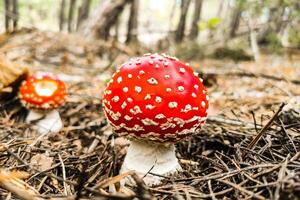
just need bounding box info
[19,72,67,134]
[103,53,209,185]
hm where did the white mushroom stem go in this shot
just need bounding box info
[26,110,62,134]
[120,139,181,185]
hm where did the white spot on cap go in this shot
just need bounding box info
[117,77,122,83]
[168,102,178,109]
[124,115,133,121]
[112,96,119,102]
[139,70,145,75]
[201,101,206,108]
[110,111,121,121]
[133,124,144,131]
[141,118,159,126]
[200,78,203,82]
[193,72,199,77]
[166,88,172,92]
[155,114,166,119]
[174,118,185,127]
[206,95,209,101]
[181,104,192,113]
[155,96,162,103]
[136,59,141,65]
[127,97,133,102]
[179,67,186,73]
[128,74,133,78]
[146,104,155,109]
[147,78,158,85]
[144,94,151,100]
[163,61,169,66]
[164,75,170,79]
[160,121,176,130]
[135,86,142,93]
[149,60,154,64]
[203,90,206,94]
[155,64,160,69]
[130,106,142,115]
[178,86,184,91]
[105,90,112,95]
[192,93,197,98]
[123,87,128,92]
[121,101,127,109]
[194,85,199,89]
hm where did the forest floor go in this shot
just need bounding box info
[1,29,300,199]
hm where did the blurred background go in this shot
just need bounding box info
[1,1,300,199]
[1,0,299,54]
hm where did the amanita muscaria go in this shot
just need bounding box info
[19,72,67,134]
[103,53,209,185]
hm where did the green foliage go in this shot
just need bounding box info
[266,32,283,54]
[288,27,300,48]
[198,17,220,31]
[212,47,253,61]
[104,78,110,85]
[207,18,220,29]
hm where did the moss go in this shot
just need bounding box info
[174,42,205,61]
[288,28,300,48]
[265,32,283,54]
[211,47,253,61]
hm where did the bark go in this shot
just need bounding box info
[189,0,203,40]
[257,5,285,44]
[4,0,11,32]
[245,12,260,62]
[175,0,191,42]
[228,1,243,38]
[84,0,132,40]
[68,0,77,32]
[216,0,230,45]
[59,0,66,31]
[168,0,176,32]
[114,17,120,41]
[12,0,18,30]
[126,0,139,44]
[76,0,91,30]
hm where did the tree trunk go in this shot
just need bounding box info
[245,12,260,62]
[189,0,202,40]
[68,0,77,32]
[59,0,66,31]
[228,1,243,38]
[175,0,191,42]
[257,5,285,44]
[126,0,139,44]
[4,0,11,32]
[12,0,18,30]
[76,0,91,30]
[114,17,120,41]
[83,0,132,40]
[168,0,176,33]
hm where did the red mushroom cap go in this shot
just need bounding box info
[19,72,67,110]
[103,54,209,142]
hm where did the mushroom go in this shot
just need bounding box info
[19,72,67,134]
[103,53,209,185]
